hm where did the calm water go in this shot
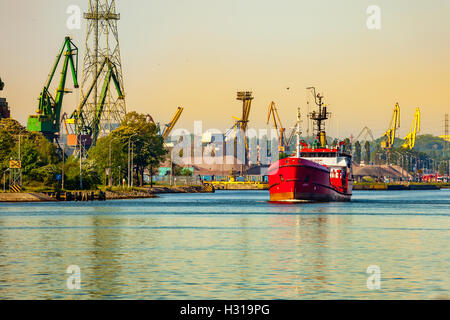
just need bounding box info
[0,190,448,300]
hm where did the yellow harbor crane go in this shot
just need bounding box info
[162,107,184,141]
[381,103,401,149]
[227,92,254,150]
[402,108,421,150]
[266,101,288,152]
[236,91,253,133]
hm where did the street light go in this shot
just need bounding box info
[18,129,27,186]
[109,137,120,188]
[131,141,135,188]
[3,168,10,192]
[128,133,138,188]
[118,165,122,188]
[79,137,87,190]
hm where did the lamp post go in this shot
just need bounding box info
[127,133,138,188]
[3,169,10,192]
[131,142,135,188]
[62,143,65,190]
[118,165,121,188]
[18,129,27,186]
[80,137,83,190]
[109,137,120,188]
[79,137,87,190]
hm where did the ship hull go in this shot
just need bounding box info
[268,157,352,202]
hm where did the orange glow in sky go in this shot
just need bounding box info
[1,0,449,138]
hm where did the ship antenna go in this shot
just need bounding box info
[296,107,302,158]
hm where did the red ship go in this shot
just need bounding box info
[268,88,353,202]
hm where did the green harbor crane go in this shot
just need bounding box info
[69,57,124,147]
[27,37,79,144]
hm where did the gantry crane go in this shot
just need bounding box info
[381,103,400,150]
[162,107,184,141]
[236,91,253,134]
[226,92,254,148]
[266,101,288,152]
[69,57,124,147]
[356,126,375,142]
[27,37,79,144]
[402,108,421,150]
[223,92,254,173]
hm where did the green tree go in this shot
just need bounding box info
[173,164,193,177]
[354,141,362,164]
[88,135,128,187]
[343,138,351,153]
[0,118,61,187]
[364,141,371,164]
[115,112,167,186]
[62,157,101,190]
[89,112,168,187]
[0,130,15,173]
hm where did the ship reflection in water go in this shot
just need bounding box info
[0,190,448,299]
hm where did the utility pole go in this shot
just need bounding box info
[62,144,65,190]
[127,133,137,188]
[19,133,21,186]
[131,142,134,188]
[108,138,118,188]
[445,113,449,158]
[79,138,83,190]
[118,165,121,188]
[127,140,130,188]
[18,129,27,187]
[3,169,9,192]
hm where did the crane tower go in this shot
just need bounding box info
[79,0,126,136]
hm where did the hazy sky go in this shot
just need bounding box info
[1,0,449,138]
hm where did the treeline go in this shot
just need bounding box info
[353,135,449,175]
[0,112,167,191]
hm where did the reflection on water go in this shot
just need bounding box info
[0,190,449,299]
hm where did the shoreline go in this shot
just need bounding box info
[353,183,449,191]
[0,185,215,203]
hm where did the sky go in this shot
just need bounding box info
[1,0,449,139]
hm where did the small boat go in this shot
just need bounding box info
[268,88,353,202]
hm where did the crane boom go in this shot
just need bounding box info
[381,103,400,149]
[267,101,288,152]
[237,91,253,133]
[162,107,184,140]
[27,37,79,143]
[402,108,421,150]
[70,57,124,147]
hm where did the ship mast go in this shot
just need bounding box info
[307,87,331,148]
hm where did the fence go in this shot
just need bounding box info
[145,175,204,186]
